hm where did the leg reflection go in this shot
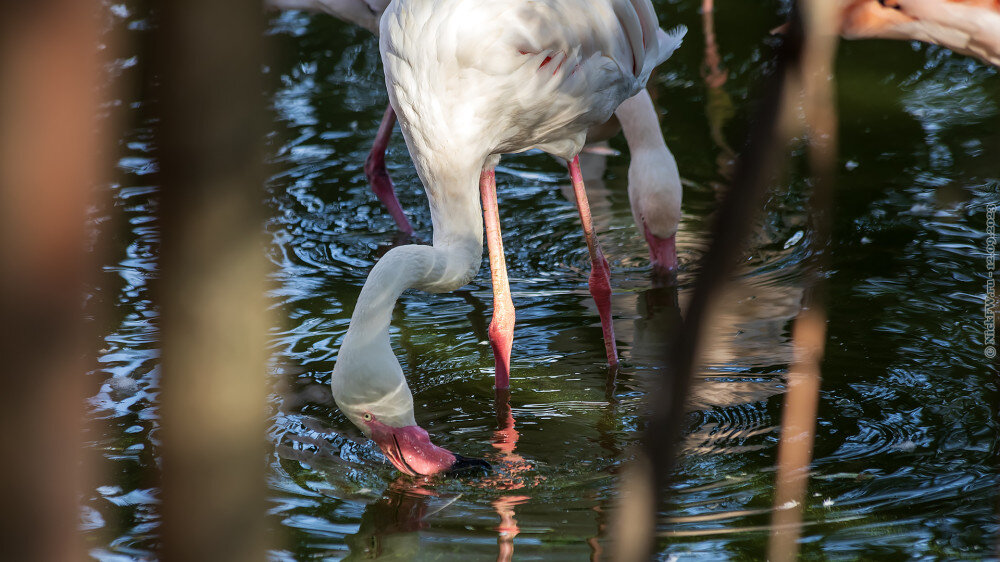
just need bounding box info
[488,388,532,561]
[701,0,738,181]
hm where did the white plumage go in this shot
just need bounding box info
[329,0,683,475]
[266,0,685,263]
[381,0,683,162]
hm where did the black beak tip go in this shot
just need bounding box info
[445,454,492,477]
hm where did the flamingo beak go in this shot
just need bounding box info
[643,223,677,276]
[368,421,490,477]
[448,454,492,476]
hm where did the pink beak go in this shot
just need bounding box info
[368,421,489,476]
[643,223,677,275]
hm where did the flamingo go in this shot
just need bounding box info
[328,0,685,475]
[839,0,1000,67]
[267,0,683,273]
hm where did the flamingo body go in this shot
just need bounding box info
[332,0,683,475]
[268,0,686,270]
[382,0,680,164]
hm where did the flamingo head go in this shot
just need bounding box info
[643,223,677,277]
[627,145,682,276]
[332,361,489,476]
[364,416,490,477]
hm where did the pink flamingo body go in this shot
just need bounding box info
[841,0,1000,66]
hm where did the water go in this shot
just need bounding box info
[86,1,1000,559]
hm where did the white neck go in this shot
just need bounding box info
[615,89,667,153]
[616,89,682,240]
[332,161,485,429]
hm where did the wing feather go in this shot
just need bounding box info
[381,0,684,160]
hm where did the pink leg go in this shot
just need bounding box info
[365,105,413,234]
[568,156,619,367]
[480,169,515,389]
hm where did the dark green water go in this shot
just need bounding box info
[86,1,999,559]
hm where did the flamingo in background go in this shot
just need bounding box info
[328,0,684,475]
[266,0,684,274]
[768,2,999,67]
[840,0,1000,67]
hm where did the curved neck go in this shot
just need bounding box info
[342,242,477,350]
[615,89,667,153]
[332,162,485,427]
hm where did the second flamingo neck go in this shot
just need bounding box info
[615,90,668,153]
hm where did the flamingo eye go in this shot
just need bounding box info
[362,412,373,422]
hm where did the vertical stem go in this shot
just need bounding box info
[155,1,270,561]
[611,8,807,559]
[0,1,102,560]
[768,308,826,560]
[768,0,838,558]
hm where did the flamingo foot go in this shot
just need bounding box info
[366,155,412,234]
[365,105,413,235]
[493,387,518,454]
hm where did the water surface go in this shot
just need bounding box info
[86,1,999,559]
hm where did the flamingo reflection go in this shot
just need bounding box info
[483,389,534,562]
[344,478,434,560]
[701,0,738,182]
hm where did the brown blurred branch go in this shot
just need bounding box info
[611,4,808,560]
[0,1,104,560]
[768,0,838,558]
[154,1,271,561]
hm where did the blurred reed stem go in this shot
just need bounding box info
[0,2,104,560]
[154,2,271,560]
[768,0,839,558]
[611,2,809,559]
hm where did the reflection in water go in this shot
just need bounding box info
[345,480,431,560]
[701,0,737,181]
[484,389,533,561]
[626,285,682,368]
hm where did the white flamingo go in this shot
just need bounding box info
[327,0,684,475]
[267,0,683,272]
